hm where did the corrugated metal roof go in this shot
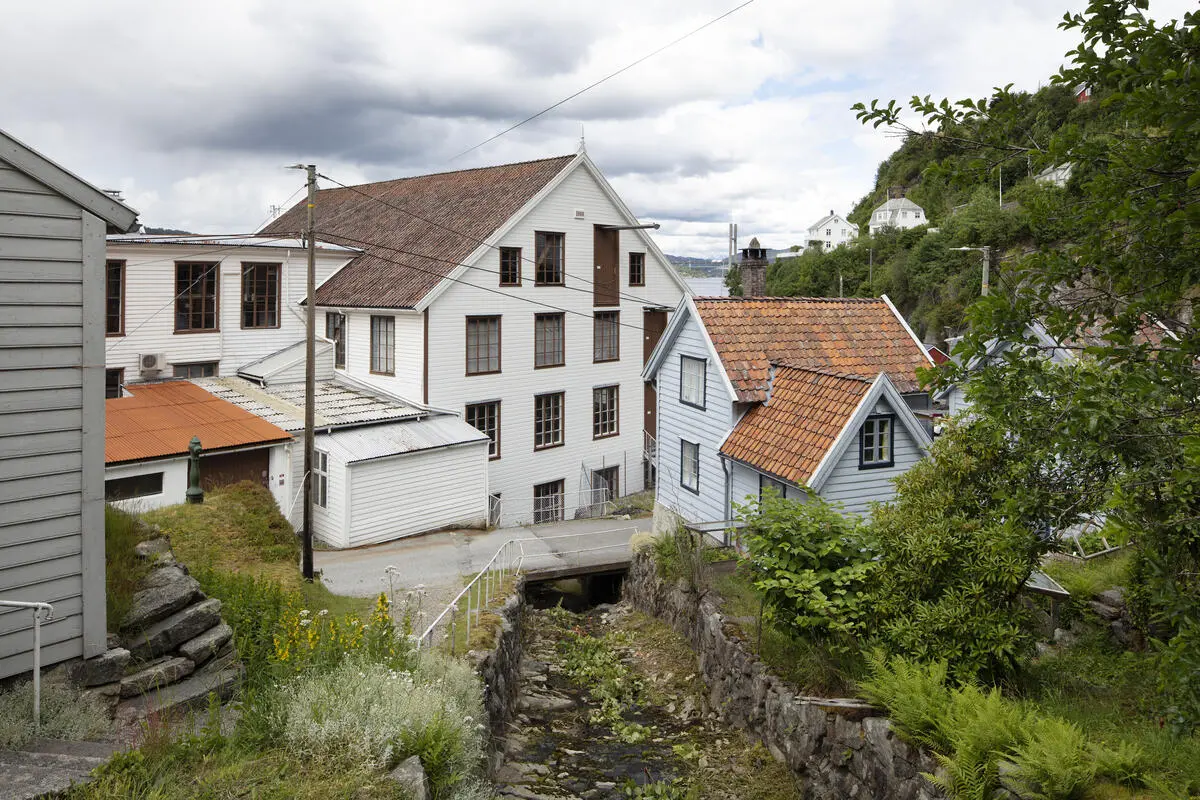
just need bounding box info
[106,381,292,465]
[193,377,424,433]
[238,340,332,382]
[322,416,488,464]
[106,234,359,252]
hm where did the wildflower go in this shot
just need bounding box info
[318,609,329,617]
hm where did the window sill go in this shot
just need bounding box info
[593,356,619,364]
[680,399,707,411]
[534,363,565,370]
[370,370,396,377]
[466,369,502,377]
[174,328,220,335]
[858,460,895,471]
[534,442,565,452]
[593,432,619,441]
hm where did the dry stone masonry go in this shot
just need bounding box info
[68,535,241,724]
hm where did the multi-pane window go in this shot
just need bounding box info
[105,368,123,399]
[466,316,501,375]
[535,231,564,284]
[533,479,565,524]
[241,263,280,328]
[175,262,218,332]
[370,315,395,375]
[499,247,521,286]
[680,356,707,409]
[466,401,501,459]
[173,362,218,378]
[325,312,346,369]
[593,311,619,362]
[313,450,328,508]
[593,385,619,439]
[629,252,645,286]
[860,416,894,468]
[680,440,700,493]
[105,260,124,336]
[534,392,564,450]
[534,313,565,368]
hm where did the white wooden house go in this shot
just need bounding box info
[103,235,357,393]
[643,296,934,527]
[806,210,858,251]
[0,129,138,679]
[262,149,689,527]
[868,198,927,235]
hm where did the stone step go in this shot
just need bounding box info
[0,740,118,800]
[116,666,240,724]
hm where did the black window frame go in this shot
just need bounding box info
[533,391,565,451]
[592,385,619,439]
[679,355,707,410]
[325,311,347,369]
[240,262,281,329]
[370,315,396,376]
[466,315,502,376]
[858,414,896,470]
[105,259,124,336]
[105,472,164,501]
[680,439,700,494]
[105,368,124,399]
[534,312,565,369]
[499,247,522,286]
[174,261,219,333]
[466,401,501,460]
[534,231,565,285]
[759,473,787,502]
[593,310,620,363]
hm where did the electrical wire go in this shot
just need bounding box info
[448,0,756,161]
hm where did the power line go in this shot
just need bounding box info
[449,0,756,161]
[315,170,671,308]
[315,229,660,334]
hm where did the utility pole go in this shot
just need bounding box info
[951,245,991,297]
[301,165,317,581]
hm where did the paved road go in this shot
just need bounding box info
[314,516,652,603]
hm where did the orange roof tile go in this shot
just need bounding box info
[106,381,292,465]
[719,366,872,487]
[692,297,930,400]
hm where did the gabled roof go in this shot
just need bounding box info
[872,197,924,214]
[720,366,932,490]
[1,128,138,232]
[260,155,577,309]
[646,296,933,401]
[106,381,291,465]
[807,212,857,233]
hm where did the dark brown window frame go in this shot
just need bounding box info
[499,247,522,286]
[592,384,619,440]
[533,391,565,451]
[105,259,125,336]
[240,262,281,330]
[466,400,502,460]
[174,261,220,334]
[172,361,219,379]
[534,231,565,285]
[534,312,565,369]
[629,251,646,287]
[593,310,620,363]
[105,368,124,399]
[466,315,502,376]
[533,478,566,524]
[325,311,347,369]
[370,315,396,376]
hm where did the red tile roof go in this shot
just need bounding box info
[106,381,292,465]
[720,366,872,487]
[261,155,576,309]
[692,297,930,400]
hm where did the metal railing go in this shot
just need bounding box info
[415,539,525,654]
[514,526,639,562]
[0,600,54,732]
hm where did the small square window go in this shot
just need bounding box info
[860,416,894,469]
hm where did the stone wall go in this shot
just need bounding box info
[624,551,944,800]
[469,578,526,773]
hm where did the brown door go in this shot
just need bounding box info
[644,381,657,439]
[643,309,667,363]
[200,448,271,491]
[593,225,619,307]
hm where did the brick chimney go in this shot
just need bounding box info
[740,237,768,297]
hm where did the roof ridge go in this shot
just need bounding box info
[769,361,873,382]
[317,154,577,194]
[694,295,884,303]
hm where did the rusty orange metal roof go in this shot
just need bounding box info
[720,366,872,487]
[106,381,292,465]
[692,297,930,401]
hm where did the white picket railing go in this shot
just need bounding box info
[0,600,54,731]
[415,539,525,654]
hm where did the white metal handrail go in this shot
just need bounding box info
[415,538,525,654]
[0,600,54,731]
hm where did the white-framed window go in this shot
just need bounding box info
[859,415,894,469]
[593,385,618,439]
[314,450,329,508]
[534,392,564,450]
[680,440,700,494]
[466,401,501,459]
[680,355,706,409]
[370,315,395,375]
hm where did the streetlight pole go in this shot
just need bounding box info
[951,245,992,296]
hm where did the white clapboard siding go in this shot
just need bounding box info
[105,244,350,382]
[346,443,488,547]
[414,164,684,526]
[340,310,423,401]
[818,398,924,516]
[653,316,734,524]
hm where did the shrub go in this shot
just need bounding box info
[650,525,709,591]
[736,493,876,645]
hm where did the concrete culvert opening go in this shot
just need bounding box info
[524,569,626,611]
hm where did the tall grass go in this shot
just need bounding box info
[105,504,152,625]
[0,679,111,749]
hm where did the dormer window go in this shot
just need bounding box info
[859,415,894,469]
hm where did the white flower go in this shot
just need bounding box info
[318,609,329,617]
[299,609,310,617]
[299,618,311,627]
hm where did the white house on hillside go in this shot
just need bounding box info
[806,210,858,251]
[1,129,138,679]
[869,197,926,235]
[104,235,357,394]
[643,296,933,527]
[262,149,690,527]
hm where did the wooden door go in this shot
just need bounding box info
[643,309,667,363]
[593,226,619,307]
[644,382,657,439]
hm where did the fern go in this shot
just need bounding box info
[1006,717,1095,799]
[858,652,953,750]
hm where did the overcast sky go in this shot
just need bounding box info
[3,1,1191,257]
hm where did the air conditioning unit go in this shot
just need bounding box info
[140,353,168,374]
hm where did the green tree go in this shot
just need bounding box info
[856,0,1200,727]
